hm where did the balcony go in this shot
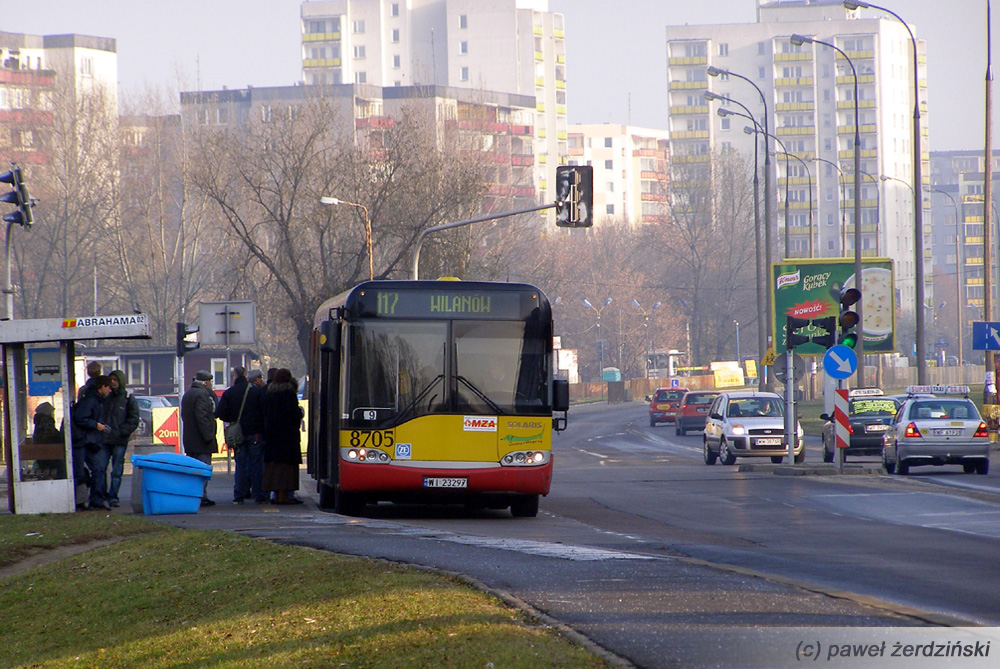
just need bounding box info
[669,105,709,115]
[836,124,878,134]
[776,126,816,136]
[672,130,710,139]
[303,32,341,42]
[775,102,815,112]
[774,77,814,87]
[668,56,708,66]
[775,52,812,61]
[303,58,341,68]
[669,80,708,90]
[838,149,877,159]
[837,100,876,109]
[837,74,875,84]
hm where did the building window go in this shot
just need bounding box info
[197,109,209,125]
[392,28,400,43]
[216,108,228,124]
[211,360,227,387]
[261,106,273,122]
[605,137,612,148]
[128,360,144,386]
[353,45,366,59]
[81,57,93,77]
[352,20,365,33]
[758,42,766,55]
[393,54,401,69]
[460,66,469,81]
[391,3,399,17]
[718,43,729,56]
[460,40,468,55]
[460,14,468,29]
[604,159,613,169]
[308,20,326,34]
[606,204,615,215]
[758,66,766,79]
[355,71,367,84]
[721,117,730,130]
[606,182,614,193]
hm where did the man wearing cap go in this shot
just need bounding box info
[216,367,267,504]
[181,370,219,506]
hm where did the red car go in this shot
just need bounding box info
[675,391,720,435]
[647,387,689,426]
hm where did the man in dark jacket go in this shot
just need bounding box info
[181,370,218,506]
[216,367,267,504]
[103,370,140,508]
[73,375,112,510]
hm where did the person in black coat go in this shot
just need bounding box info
[216,367,267,504]
[262,368,303,505]
[181,370,219,506]
[73,375,112,510]
[103,370,140,508]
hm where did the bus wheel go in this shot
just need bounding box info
[318,482,336,509]
[335,488,364,516]
[510,494,539,518]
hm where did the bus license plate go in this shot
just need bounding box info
[424,477,468,488]
[755,438,782,446]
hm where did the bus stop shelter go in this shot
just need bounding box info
[1,314,150,514]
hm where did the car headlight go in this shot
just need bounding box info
[731,424,745,435]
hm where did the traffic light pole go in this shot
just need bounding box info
[785,348,796,463]
[411,203,555,280]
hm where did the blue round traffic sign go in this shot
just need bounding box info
[823,345,858,380]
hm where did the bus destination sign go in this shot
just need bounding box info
[359,289,533,320]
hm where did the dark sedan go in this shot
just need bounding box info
[821,393,899,462]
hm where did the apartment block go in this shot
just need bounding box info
[665,0,931,322]
[567,124,669,227]
[0,32,117,165]
[300,0,566,207]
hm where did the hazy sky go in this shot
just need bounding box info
[6,0,999,150]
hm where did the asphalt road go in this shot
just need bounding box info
[135,400,1000,668]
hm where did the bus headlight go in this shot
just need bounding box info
[345,448,390,463]
[500,450,550,467]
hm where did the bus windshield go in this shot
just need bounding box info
[344,319,549,426]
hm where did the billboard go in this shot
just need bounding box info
[771,258,895,356]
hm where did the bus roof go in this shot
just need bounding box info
[313,280,551,327]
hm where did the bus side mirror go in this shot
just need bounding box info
[553,379,570,413]
[319,321,339,353]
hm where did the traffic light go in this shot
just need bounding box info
[812,315,837,348]
[1,165,33,228]
[555,165,593,227]
[176,322,200,358]
[838,287,861,349]
[786,316,810,349]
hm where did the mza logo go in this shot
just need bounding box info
[463,416,497,432]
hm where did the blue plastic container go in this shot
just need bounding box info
[131,453,212,515]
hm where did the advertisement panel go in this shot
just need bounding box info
[771,258,895,356]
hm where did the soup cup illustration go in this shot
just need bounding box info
[844,268,893,341]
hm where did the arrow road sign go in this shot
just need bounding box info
[823,345,858,380]
[972,321,1000,351]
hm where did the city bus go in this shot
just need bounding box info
[306,280,569,517]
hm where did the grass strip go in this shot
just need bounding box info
[0,516,608,668]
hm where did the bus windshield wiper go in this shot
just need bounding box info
[455,375,506,415]
[390,374,444,427]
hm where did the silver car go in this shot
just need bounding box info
[703,391,804,465]
[134,395,173,436]
[883,387,989,475]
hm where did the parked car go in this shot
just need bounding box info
[703,391,804,465]
[134,395,173,436]
[675,390,720,435]
[646,387,689,426]
[882,386,989,475]
[820,389,899,462]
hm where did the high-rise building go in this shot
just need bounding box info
[665,0,931,325]
[299,0,567,206]
[567,124,669,227]
[0,32,117,164]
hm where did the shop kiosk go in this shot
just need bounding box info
[1,314,149,514]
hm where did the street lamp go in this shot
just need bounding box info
[927,187,963,366]
[632,299,661,379]
[856,168,881,256]
[775,149,814,258]
[734,320,741,363]
[583,297,613,390]
[320,196,373,280]
[845,0,926,383]
[705,91,767,391]
[791,33,864,362]
[814,157,849,256]
[708,65,775,387]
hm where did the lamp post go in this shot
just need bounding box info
[583,297,612,394]
[792,33,863,364]
[734,320,741,363]
[814,156,848,256]
[857,168,881,256]
[708,66,775,383]
[927,187,963,366]
[706,91,766,391]
[744,124,793,261]
[845,0,926,383]
[776,149,814,258]
[320,196,373,280]
[632,299,661,379]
